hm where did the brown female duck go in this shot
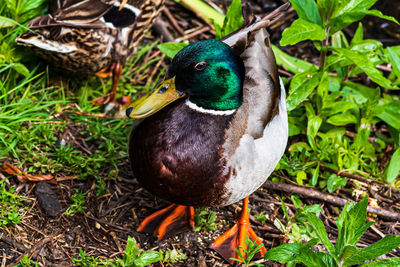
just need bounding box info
[17,0,165,107]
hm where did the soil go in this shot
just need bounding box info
[1,1,400,266]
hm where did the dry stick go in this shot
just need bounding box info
[153,20,175,42]
[8,236,53,267]
[264,181,400,221]
[163,7,185,35]
[176,26,211,42]
[320,164,399,193]
[0,233,27,253]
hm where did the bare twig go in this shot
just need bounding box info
[320,164,398,193]
[264,181,400,221]
[8,236,53,267]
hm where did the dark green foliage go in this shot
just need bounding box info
[194,208,217,232]
[265,197,400,266]
[231,237,264,267]
[72,237,162,267]
[0,179,24,228]
[280,0,400,186]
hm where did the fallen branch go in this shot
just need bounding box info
[7,236,53,267]
[320,164,398,193]
[0,233,27,253]
[264,181,400,221]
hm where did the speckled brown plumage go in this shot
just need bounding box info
[17,0,164,76]
[129,100,234,207]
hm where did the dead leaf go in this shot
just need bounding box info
[0,162,55,183]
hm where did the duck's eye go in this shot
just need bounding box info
[194,61,207,71]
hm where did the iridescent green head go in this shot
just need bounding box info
[126,40,245,118]
[168,40,245,110]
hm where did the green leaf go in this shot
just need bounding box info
[386,148,400,183]
[341,245,359,262]
[335,197,370,255]
[328,0,377,33]
[377,101,400,130]
[281,199,290,221]
[281,19,326,46]
[349,221,375,246]
[174,0,224,27]
[321,101,358,118]
[287,68,322,111]
[327,174,346,193]
[343,235,400,266]
[123,236,140,266]
[296,245,328,267]
[311,162,320,186]
[19,0,47,14]
[218,0,242,39]
[264,243,301,263]
[289,0,322,25]
[296,170,307,185]
[361,258,400,267]
[387,47,400,80]
[291,195,302,209]
[352,23,364,44]
[366,9,399,25]
[333,48,395,89]
[157,42,188,58]
[0,16,19,28]
[327,113,357,126]
[12,63,30,77]
[134,251,162,266]
[307,115,322,150]
[306,213,336,256]
[317,0,335,23]
[272,45,315,74]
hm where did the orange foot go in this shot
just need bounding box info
[210,196,267,264]
[92,62,126,107]
[137,204,195,240]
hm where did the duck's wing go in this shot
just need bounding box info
[220,3,290,205]
[127,0,165,50]
[28,0,113,28]
[222,3,290,141]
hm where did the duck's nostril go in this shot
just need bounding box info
[159,85,168,94]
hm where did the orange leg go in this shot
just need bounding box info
[210,197,267,264]
[137,204,195,240]
[93,62,130,107]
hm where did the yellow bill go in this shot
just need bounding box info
[126,77,185,119]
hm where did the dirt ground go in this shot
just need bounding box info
[1,0,400,266]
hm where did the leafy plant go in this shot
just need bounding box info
[116,236,161,267]
[16,255,39,267]
[0,178,24,228]
[65,189,87,216]
[231,237,264,267]
[279,0,400,186]
[213,0,242,39]
[160,248,188,263]
[193,208,217,232]
[265,197,400,266]
[254,212,267,224]
[72,249,111,267]
[274,196,321,244]
[73,237,162,266]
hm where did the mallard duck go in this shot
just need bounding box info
[17,0,164,108]
[126,3,289,264]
